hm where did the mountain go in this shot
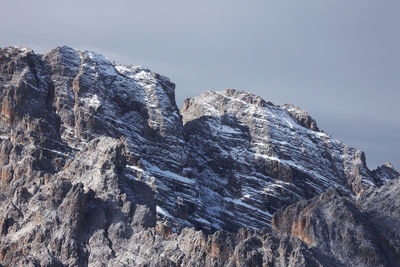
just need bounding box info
[0,46,398,266]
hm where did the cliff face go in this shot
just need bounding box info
[272,186,400,267]
[0,46,398,266]
[181,89,377,231]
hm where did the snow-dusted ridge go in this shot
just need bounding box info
[2,45,400,266]
[178,89,386,230]
[0,46,395,234]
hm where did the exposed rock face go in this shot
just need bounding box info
[0,46,399,266]
[281,104,320,132]
[272,187,400,266]
[181,89,378,230]
[371,162,399,185]
[358,177,400,240]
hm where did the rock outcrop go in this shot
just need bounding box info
[371,162,399,185]
[180,89,389,230]
[0,46,398,266]
[272,187,400,266]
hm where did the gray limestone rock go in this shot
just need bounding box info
[0,46,399,266]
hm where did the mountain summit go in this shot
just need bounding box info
[0,46,398,266]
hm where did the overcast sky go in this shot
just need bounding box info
[1,0,399,169]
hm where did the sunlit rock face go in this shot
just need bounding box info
[0,46,398,266]
[180,89,379,231]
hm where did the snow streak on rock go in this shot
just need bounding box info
[1,45,398,266]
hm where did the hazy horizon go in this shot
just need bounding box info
[1,0,399,169]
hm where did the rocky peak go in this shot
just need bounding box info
[281,104,320,131]
[181,89,272,125]
[179,87,377,232]
[384,162,394,168]
[0,47,380,233]
[1,46,399,266]
[372,162,399,185]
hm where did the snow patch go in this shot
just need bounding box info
[81,94,101,109]
[221,125,240,134]
[156,206,174,218]
[148,165,196,185]
[284,118,294,129]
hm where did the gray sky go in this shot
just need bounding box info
[1,0,399,169]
